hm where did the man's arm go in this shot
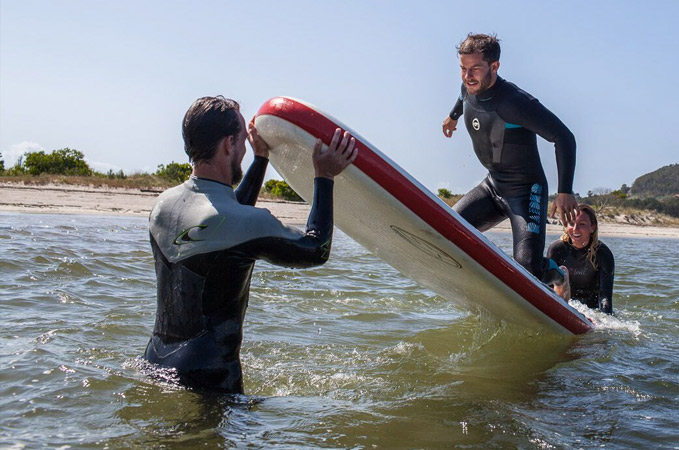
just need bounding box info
[233,177,335,268]
[442,89,465,138]
[501,93,578,225]
[235,156,268,206]
[235,120,271,205]
[232,128,358,268]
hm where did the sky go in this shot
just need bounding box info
[1,0,678,195]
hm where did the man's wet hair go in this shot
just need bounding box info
[182,96,242,163]
[457,33,501,64]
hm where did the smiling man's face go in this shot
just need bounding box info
[459,52,499,95]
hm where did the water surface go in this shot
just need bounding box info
[1,212,678,448]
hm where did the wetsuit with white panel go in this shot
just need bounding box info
[144,156,334,392]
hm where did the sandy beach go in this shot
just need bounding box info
[2,182,678,239]
[0,182,312,224]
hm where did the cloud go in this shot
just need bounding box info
[86,160,121,174]
[2,141,44,167]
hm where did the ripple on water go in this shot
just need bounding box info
[2,214,679,448]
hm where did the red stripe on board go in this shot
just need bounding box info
[256,97,591,334]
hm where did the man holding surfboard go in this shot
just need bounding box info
[144,96,357,392]
[442,33,578,282]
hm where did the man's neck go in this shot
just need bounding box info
[192,161,232,186]
[476,75,500,99]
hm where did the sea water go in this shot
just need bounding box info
[1,212,678,449]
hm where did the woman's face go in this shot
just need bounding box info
[567,211,595,249]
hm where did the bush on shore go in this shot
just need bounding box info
[263,179,303,202]
[155,162,192,184]
[21,148,93,176]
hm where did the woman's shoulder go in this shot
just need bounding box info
[548,239,569,251]
[596,240,612,253]
[596,241,615,259]
[547,239,570,258]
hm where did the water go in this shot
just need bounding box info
[1,212,678,449]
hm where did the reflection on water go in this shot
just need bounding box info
[1,213,678,448]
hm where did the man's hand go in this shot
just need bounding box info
[442,116,457,138]
[313,128,358,179]
[550,193,579,227]
[247,119,270,159]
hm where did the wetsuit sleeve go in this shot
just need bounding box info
[235,156,269,206]
[597,244,615,314]
[232,177,335,268]
[500,95,576,193]
[448,85,466,120]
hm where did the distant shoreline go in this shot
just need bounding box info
[2,182,679,239]
[0,182,311,224]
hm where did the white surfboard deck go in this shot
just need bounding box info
[255,97,592,335]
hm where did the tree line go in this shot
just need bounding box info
[438,183,679,219]
[1,149,677,212]
[0,148,192,185]
[0,148,300,200]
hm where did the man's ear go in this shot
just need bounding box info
[221,135,233,155]
[491,60,500,74]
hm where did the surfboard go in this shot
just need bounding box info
[254,97,592,335]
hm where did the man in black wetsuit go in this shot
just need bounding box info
[144,96,357,392]
[442,33,579,281]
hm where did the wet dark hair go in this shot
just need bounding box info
[457,33,501,64]
[182,96,242,163]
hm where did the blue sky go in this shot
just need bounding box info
[1,0,677,195]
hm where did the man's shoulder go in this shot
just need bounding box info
[152,182,189,209]
[160,180,188,195]
[497,78,537,104]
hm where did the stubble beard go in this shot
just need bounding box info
[468,69,494,95]
[231,159,243,186]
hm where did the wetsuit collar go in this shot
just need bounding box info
[191,175,234,190]
[476,76,504,102]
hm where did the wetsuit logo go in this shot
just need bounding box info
[173,225,208,245]
[472,118,480,131]
[527,184,542,234]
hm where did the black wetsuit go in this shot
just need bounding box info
[448,77,576,278]
[144,156,334,392]
[547,240,615,314]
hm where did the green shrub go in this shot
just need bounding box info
[264,179,303,201]
[438,188,452,199]
[23,148,93,176]
[155,162,192,184]
[106,169,127,179]
[610,190,627,199]
[661,197,679,218]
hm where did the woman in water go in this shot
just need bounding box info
[547,204,615,314]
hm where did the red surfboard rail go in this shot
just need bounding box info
[256,97,592,334]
